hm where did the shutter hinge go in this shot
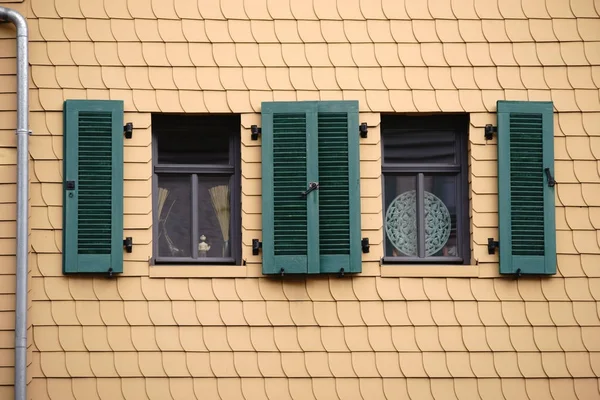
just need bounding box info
[487,238,499,255]
[361,238,370,253]
[484,124,497,141]
[252,239,262,255]
[359,123,368,138]
[123,237,133,253]
[107,268,114,278]
[123,122,133,139]
[251,125,262,140]
[338,268,345,278]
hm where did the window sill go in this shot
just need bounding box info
[380,265,479,278]
[149,265,247,278]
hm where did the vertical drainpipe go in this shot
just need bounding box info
[0,6,29,400]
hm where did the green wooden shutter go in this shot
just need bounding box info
[261,101,319,274]
[317,101,361,274]
[63,100,124,274]
[261,101,362,275]
[497,100,556,275]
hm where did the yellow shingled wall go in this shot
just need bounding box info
[0,0,599,398]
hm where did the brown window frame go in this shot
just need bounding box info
[381,114,471,265]
[151,114,241,265]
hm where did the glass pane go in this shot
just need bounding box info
[198,177,231,258]
[154,115,236,164]
[424,175,458,257]
[383,130,456,164]
[384,175,417,257]
[157,176,192,257]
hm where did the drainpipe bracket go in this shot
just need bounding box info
[15,129,31,136]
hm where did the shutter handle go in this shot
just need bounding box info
[301,182,319,198]
[544,168,556,187]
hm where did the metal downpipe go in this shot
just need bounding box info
[0,6,29,400]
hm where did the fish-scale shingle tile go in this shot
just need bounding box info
[374,353,403,379]
[574,379,600,400]
[290,0,318,19]
[566,352,596,378]
[287,301,316,326]
[233,352,261,378]
[79,0,108,18]
[525,302,554,327]
[549,301,579,326]
[398,44,426,66]
[399,353,428,377]
[343,326,371,352]
[431,302,459,326]
[368,326,396,352]
[320,326,349,353]
[335,301,362,326]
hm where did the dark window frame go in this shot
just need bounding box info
[381,114,471,265]
[151,114,242,265]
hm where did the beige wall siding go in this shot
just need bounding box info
[0,0,599,397]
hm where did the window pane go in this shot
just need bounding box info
[157,176,192,257]
[154,115,237,165]
[424,175,458,257]
[383,130,456,164]
[198,177,231,258]
[384,175,417,257]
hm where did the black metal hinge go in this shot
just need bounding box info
[252,239,262,255]
[124,122,133,139]
[251,125,262,140]
[360,123,368,138]
[484,124,497,141]
[123,237,133,253]
[361,238,370,253]
[487,238,499,255]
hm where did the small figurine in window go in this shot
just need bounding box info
[198,235,211,257]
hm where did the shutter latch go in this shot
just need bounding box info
[123,237,133,253]
[123,122,133,139]
[544,168,556,187]
[487,238,499,255]
[360,123,368,138]
[251,125,262,140]
[301,182,319,198]
[252,239,262,255]
[484,124,497,140]
[361,238,370,253]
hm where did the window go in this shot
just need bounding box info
[152,114,241,264]
[381,114,470,264]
